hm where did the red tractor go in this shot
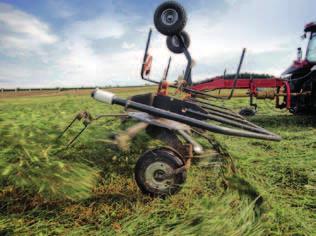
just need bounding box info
[189,22,316,116]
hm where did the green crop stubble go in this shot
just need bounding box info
[0,89,315,235]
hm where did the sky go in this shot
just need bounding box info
[0,0,315,88]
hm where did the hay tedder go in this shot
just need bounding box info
[59,1,281,197]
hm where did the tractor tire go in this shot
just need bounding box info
[239,107,256,117]
[166,31,190,54]
[154,1,187,36]
[135,148,186,197]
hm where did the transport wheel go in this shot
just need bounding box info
[135,148,186,197]
[154,1,187,36]
[239,107,256,116]
[166,31,190,54]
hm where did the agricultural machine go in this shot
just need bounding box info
[188,22,316,116]
[60,1,281,197]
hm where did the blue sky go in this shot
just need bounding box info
[0,0,315,88]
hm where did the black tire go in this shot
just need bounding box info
[166,31,190,54]
[135,148,186,197]
[154,1,187,36]
[239,107,256,117]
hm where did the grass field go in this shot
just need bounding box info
[0,87,315,235]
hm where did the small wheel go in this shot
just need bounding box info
[135,148,186,197]
[166,31,190,54]
[154,1,187,36]
[239,107,256,117]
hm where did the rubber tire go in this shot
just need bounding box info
[239,107,256,117]
[135,148,186,197]
[154,1,187,36]
[166,31,190,54]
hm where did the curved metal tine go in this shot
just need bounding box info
[66,126,88,148]
[186,109,273,135]
[57,115,78,139]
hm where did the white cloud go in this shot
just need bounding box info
[0,3,58,55]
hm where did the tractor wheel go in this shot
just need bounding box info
[135,148,186,197]
[239,107,256,117]
[166,31,190,54]
[154,1,187,36]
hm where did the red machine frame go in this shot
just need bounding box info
[189,76,291,109]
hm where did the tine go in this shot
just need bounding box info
[57,116,79,139]
[66,126,88,148]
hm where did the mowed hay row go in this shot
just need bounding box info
[0,87,315,235]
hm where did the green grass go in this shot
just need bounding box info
[0,88,315,235]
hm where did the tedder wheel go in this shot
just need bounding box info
[166,31,190,54]
[154,1,187,36]
[135,148,186,197]
[239,107,256,117]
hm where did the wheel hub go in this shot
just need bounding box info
[171,36,180,47]
[161,9,179,26]
[145,161,174,191]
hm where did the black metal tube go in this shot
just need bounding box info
[187,102,247,123]
[189,98,236,113]
[189,99,242,118]
[110,97,281,141]
[187,100,275,134]
[201,106,248,122]
[186,109,272,135]
[192,103,265,130]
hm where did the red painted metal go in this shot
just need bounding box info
[157,80,169,96]
[189,77,292,109]
[190,77,285,91]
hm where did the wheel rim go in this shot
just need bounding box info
[171,35,180,47]
[161,9,179,26]
[145,161,174,191]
